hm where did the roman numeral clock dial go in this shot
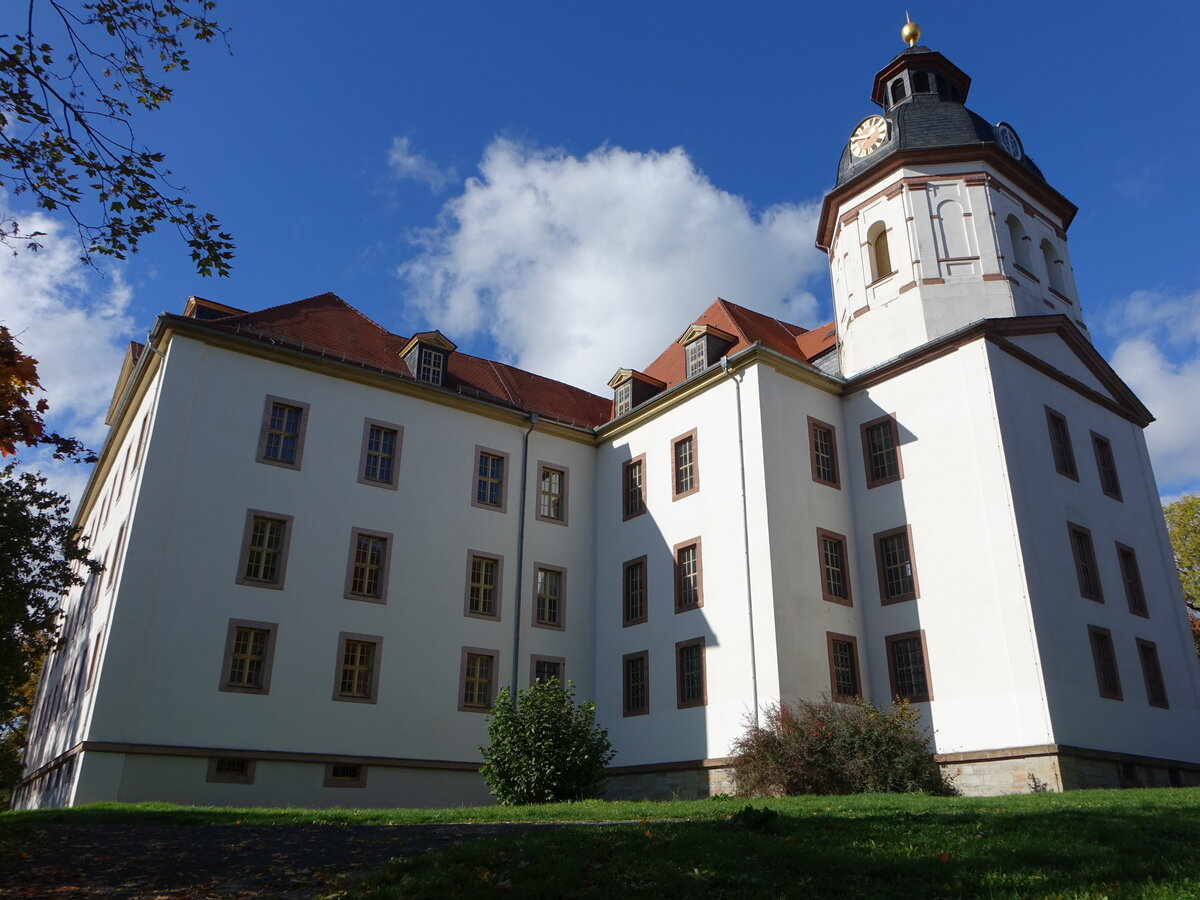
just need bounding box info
[849,115,889,158]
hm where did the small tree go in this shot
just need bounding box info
[731,697,956,797]
[480,678,615,805]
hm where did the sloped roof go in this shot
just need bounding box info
[193,292,613,429]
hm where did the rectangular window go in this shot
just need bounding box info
[324,763,367,788]
[1136,639,1168,708]
[206,757,256,785]
[1091,432,1122,500]
[257,396,309,469]
[345,528,392,602]
[685,338,707,378]
[459,647,498,712]
[622,651,649,716]
[622,455,646,520]
[886,630,932,703]
[861,415,902,487]
[817,528,852,606]
[533,564,565,629]
[531,655,565,685]
[826,632,861,702]
[1088,625,1122,701]
[808,417,840,488]
[1068,523,1104,602]
[671,429,699,499]
[236,510,293,589]
[676,638,707,708]
[417,346,444,385]
[333,633,382,703]
[536,463,568,525]
[218,619,278,695]
[1117,544,1148,617]
[614,381,632,417]
[674,538,703,612]
[472,446,509,512]
[874,525,918,604]
[622,556,648,626]
[359,420,402,489]
[465,551,503,619]
[1046,407,1078,480]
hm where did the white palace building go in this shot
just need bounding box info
[15,33,1200,808]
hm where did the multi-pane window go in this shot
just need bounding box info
[417,346,444,385]
[1117,544,1148,617]
[207,757,255,784]
[461,651,495,711]
[623,652,648,716]
[240,514,290,586]
[808,418,840,488]
[362,424,399,486]
[623,457,646,519]
[258,398,307,467]
[675,540,702,612]
[338,640,376,699]
[1046,408,1078,479]
[533,657,563,684]
[1069,523,1103,602]
[538,465,566,523]
[474,448,507,510]
[875,526,917,603]
[468,555,500,618]
[817,529,852,605]
[827,633,860,702]
[325,763,366,787]
[535,566,563,628]
[614,381,632,417]
[227,627,268,689]
[862,416,901,487]
[623,557,647,626]
[1137,639,1168,708]
[887,632,931,702]
[1092,433,1122,500]
[676,639,706,708]
[672,431,698,498]
[1088,626,1122,700]
[685,338,707,378]
[348,532,389,600]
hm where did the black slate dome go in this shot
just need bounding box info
[835,45,1047,188]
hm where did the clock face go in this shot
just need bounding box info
[995,123,1023,160]
[849,116,889,158]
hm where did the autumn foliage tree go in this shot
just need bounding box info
[1163,495,1200,659]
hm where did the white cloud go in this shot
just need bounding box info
[397,138,828,393]
[387,136,456,192]
[1106,288,1200,496]
[0,193,136,504]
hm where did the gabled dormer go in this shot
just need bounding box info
[400,331,456,387]
[183,296,246,320]
[677,323,737,379]
[608,369,666,418]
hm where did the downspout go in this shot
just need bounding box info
[509,413,539,699]
[721,355,759,727]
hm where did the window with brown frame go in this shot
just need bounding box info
[465,551,503,620]
[623,651,649,716]
[256,396,309,469]
[472,446,509,512]
[676,638,707,708]
[218,619,278,695]
[674,539,703,612]
[826,633,861,702]
[874,525,918,604]
[1068,523,1103,602]
[808,417,840,488]
[622,455,646,519]
[1136,639,1168,708]
[206,757,256,784]
[1117,544,1148,617]
[459,647,498,712]
[236,510,293,589]
[324,763,367,788]
[861,415,902,487]
[622,556,648,626]
[333,634,382,703]
[345,528,392,602]
[531,655,565,685]
[886,630,932,702]
[672,430,699,499]
[536,464,568,524]
[1091,432,1122,500]
[533,564,565,629]
[359,420,402,489]
[1087,625,1122,701]
[1045,407,1078,480]
[817,528,852,605]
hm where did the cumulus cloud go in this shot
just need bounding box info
[387,136,456,192]
[397,138,827,392]
[0,193,136,504]
[1106,288,1200,496]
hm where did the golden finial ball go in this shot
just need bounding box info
[901,20,921,46]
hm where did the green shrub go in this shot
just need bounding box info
[731,697,956,797]
[480,678,615,805]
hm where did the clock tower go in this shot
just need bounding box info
[817,23,1088,378]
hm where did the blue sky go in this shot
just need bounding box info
[2,0,1198,502]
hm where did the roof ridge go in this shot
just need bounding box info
[712,297,753,345]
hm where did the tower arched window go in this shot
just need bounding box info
[1041,239,1067,294]
[867,221,893,282]
[891,78,907,104]
[913,71,931,93]
[1006,215,1032,272]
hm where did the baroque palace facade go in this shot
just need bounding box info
[16,35,1200,808]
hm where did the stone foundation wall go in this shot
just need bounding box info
[605,764,736,801]
[941,753,1063,796]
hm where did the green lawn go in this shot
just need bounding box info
[5,789,1200,898]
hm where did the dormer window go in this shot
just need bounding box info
[685,338,708,378]
[676,323,737,380]
[417,346,444,384]
[615,381,632,416]
[400,331,456,388]
[608,369,666,418]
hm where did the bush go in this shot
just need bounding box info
[731,697,956,797]
[480,678,615,805]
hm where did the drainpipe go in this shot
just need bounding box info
[509,413,539,700]
[721,355,759,727]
